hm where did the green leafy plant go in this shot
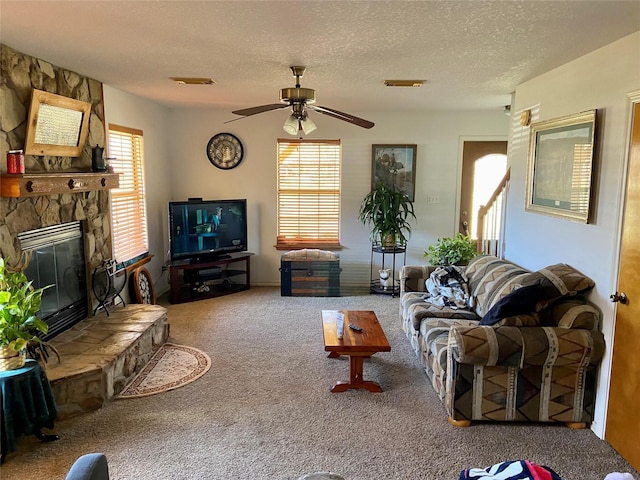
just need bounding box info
[0,257,50,352]
[358,182,416,246]
[424,233,478,266]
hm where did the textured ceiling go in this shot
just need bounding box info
[1,0,639,116]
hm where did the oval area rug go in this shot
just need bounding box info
[117,343,211,398]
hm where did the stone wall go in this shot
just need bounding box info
[0,44,111,272]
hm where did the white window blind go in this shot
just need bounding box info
[108,124,149,263]
[277,139,341,249]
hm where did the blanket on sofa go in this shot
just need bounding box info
[423,265,470,309]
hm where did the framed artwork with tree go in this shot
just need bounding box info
[371,144,417,201]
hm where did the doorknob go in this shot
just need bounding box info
[610,292,628,304]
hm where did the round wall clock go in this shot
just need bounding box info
[131,267,156,305]
[206,133,244,170]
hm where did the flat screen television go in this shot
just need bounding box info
[168,198,248,263]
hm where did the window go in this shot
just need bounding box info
[277,139,341,249]
[108,124,149,263]
[471,153,508,238]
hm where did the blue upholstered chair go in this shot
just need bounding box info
[65,453,109,480]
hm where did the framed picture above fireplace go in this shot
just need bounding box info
[24,89,91,157]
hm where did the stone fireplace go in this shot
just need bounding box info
[1,44,169,420]
[18,221,88,339]
[1,44,112,312]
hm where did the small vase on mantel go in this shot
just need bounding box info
[0,345,26,371]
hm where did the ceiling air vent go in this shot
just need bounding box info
[383,80,425,87]
[170,77,216,85]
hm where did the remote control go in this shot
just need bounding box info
[349,323,363,332]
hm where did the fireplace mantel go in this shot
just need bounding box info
[0,172,119,198]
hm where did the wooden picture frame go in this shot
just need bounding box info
[525,110,596,223]
[24,89,91,157]
[371,144,417,201]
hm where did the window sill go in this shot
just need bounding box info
[124,254,153,274]
[275,244,343,251]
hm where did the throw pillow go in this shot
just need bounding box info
[523,264,595,311]
[480,283,542,326]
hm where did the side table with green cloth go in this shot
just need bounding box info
[1,359,58,459]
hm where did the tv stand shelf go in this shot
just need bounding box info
[168,252,254,304]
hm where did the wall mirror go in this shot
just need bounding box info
[24,89,91,157]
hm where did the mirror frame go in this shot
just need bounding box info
[24,89,91,157]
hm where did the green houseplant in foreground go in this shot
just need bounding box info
[424,233,478,266]
[0,256,49,369]
[358,182,416,247]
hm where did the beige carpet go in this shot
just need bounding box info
[117,343,211,399]
[2,287,637,480]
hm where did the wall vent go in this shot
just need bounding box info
[170,77,216,85]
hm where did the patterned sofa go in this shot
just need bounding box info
[400,255,605,427]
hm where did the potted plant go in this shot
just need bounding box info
[0,256,50,370]
[424,233,478,266]
[358,182,416,247]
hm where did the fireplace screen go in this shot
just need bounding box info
[18,221,88,339]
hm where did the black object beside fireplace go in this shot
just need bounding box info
[18,221,88,340]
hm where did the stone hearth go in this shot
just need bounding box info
[44,304,169,420]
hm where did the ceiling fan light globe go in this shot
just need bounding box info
[283,115,299,135]
[301,116,317,135]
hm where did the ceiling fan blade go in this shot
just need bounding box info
[231,103,288,116]
[310,105,375,129]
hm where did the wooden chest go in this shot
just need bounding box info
[280,250,341,297]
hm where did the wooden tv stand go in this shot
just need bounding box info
[168,252,253,304]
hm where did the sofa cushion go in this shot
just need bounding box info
[524,264,595,311]
[480,283,542,326]
[464,256,531,318]
[409,302,478,330]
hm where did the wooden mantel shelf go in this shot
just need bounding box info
[1,172,120,198]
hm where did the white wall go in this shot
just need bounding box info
[102,85,173,296]
[101,84,508,295]
[166,108,509,289]
[505,31,640,438]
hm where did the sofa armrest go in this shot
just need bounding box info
[448,325,605,368]
[400,265,437,297]
[540,299,601,331]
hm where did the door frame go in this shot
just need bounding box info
[602,89,640,438]
[456,136,508,238]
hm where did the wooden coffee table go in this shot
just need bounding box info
[321,310,391,393]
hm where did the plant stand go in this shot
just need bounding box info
[369,243,406,297]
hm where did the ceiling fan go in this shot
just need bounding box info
[226,66,375,135]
